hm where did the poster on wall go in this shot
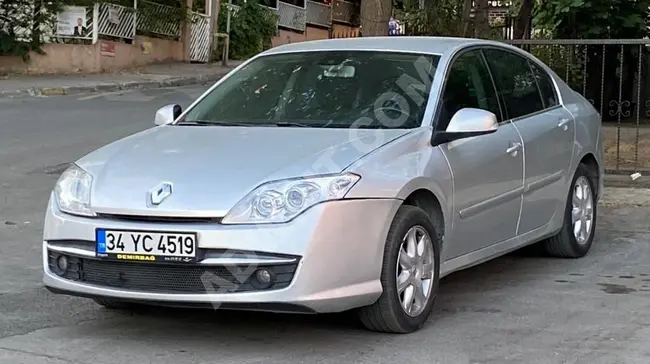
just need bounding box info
[141,41,152,55]
[56,6,87,37]
[108,7,120,25]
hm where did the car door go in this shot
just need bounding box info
[436,49,525,261]
[483,48,575,234]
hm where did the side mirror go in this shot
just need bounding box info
[154,104,182,126]
[431,108,498,146]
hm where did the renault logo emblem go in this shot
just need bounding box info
[148,182,173,206]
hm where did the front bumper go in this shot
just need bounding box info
[43,197,401,313]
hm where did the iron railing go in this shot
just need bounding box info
[137,0,181,38]
[97,3,136,39]
[505,39,650,174]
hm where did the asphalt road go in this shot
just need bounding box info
[1,86,650,364]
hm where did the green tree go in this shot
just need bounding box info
[534,0,650,39]
[217,1,277,60]
[533,0,650,122]
[0,0,63,60]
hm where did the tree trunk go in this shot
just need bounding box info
[473,0,489,38]
[458,0,473,37]
[359,0,393,36]
[513,0,533,39]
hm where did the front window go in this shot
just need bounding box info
[182,51,440,129]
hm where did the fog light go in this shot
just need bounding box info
[256,269,272,284]
[56,255,68,272]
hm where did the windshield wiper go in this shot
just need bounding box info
[275,121,314,127]
[177,120,255,127]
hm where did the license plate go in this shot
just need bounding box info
[95,229,197,263]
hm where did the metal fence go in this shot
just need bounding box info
[189,11,210,62]
[97,3,136,39]
[137,0,181,38]
[7,0,184,44]
[506,39,650,174]
[278,1,306,32]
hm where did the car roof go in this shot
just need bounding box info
[261,36,512,56]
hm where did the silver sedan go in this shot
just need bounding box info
[43,37,604,334]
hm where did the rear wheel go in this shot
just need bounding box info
[358,205,440,333]
[543,163,597,258]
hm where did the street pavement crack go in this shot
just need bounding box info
[0,316,105,341]
[0,346,89,364]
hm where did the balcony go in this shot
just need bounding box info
[306,0,330,28]
[278,1,307,32]
[331,0,359,26]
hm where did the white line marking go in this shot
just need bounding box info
[78,92,123,100]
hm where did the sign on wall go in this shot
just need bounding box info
[108,7,120,25]
[100,41,116,57]
[56,6,87,37]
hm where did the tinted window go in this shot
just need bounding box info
[483,49,544,119]
[183,51,440,129]
[529,61,559,108]
[438,50,502,130]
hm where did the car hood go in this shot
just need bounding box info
[77,125,410,217]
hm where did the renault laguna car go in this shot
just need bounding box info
[43,37,604,333]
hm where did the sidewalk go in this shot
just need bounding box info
[0,61,245,98]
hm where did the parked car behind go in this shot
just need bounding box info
[43,36,604,334]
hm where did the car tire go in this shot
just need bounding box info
[543,163,597,258]
[358,205,441,334]
[93,298,134,310]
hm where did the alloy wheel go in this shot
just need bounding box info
[395,225,436,317]
[572,175,594,245]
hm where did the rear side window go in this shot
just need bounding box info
[483,49,544,120]
[528,61,559,108]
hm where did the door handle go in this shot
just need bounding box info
[506,141,522,156]
[558,118,570,131]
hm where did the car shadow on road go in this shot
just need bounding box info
[75,208,633,337]
[90,231,614,336]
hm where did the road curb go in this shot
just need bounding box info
[0,69,234,99]
[604,174,650,188]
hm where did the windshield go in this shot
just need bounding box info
[181,51,440,129]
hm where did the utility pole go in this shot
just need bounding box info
[223,0,231,67]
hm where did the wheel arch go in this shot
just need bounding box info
[395,179,449,250]
[572,152,601,199]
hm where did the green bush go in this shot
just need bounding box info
[218,1,277,60]
[0,0,59,61]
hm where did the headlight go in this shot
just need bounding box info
[222,173,360,224]
[54,164,94,217]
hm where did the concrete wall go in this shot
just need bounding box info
[271,26,330,47]
[0,24,361,75]
[331,23,359,38]
[0,35,183,75]
[98,35,183,72]
[269,23,360,47]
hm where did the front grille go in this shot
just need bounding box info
[95,213,222,224]
[48,252,298,294]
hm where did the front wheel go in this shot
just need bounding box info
[543,163,597,258]
[358,205,441,333]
